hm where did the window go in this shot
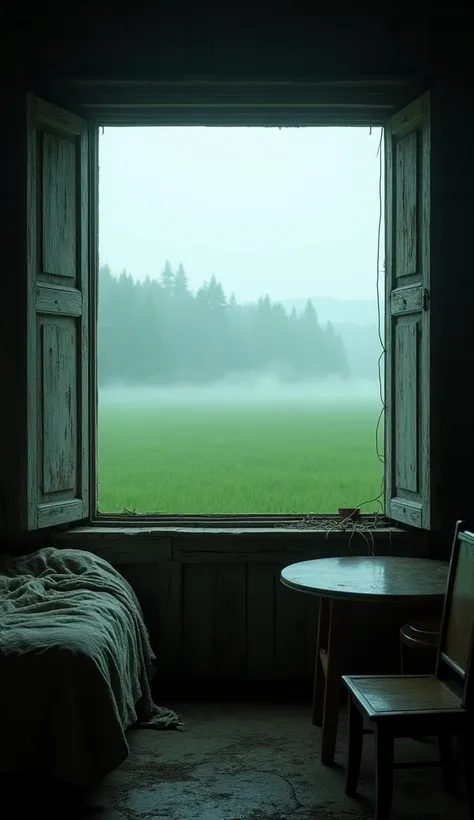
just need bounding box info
[21,85,432,530]
[97,126,384,517]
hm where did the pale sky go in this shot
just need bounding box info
[99,126,383,303]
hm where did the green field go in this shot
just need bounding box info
[98,395,384,515]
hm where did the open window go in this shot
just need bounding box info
[22,86,433,531]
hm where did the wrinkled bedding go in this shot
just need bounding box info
[0,547,181,786]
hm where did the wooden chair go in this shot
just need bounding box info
[342,521,474,820]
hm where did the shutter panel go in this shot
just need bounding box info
[384,92,431,529]
[26,96,92,529]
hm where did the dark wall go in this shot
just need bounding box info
[5,5,450,88]
[430,77,474,543]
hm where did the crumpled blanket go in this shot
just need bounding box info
[0,546,182,786]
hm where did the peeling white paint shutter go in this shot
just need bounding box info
[26,96,92,529]
[384,92,432,529]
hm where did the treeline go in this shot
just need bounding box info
[98,263,350,386]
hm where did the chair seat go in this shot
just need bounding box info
[343,674,464,720]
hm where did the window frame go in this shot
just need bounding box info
[49,77,428,530]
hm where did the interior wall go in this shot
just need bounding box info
[49,527,430,692]
[429,78,474,546]
[9,8,432,86]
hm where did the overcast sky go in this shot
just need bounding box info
[99,126,383,303]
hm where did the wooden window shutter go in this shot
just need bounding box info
[384,92,432,529]
[26,96,94,529]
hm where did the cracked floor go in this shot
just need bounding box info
[2,702,471,819]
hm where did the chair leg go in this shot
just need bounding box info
[438,732,456,796]
[346,696,364,796]
[375,728,394,820]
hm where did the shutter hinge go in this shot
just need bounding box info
[422,288,430,311]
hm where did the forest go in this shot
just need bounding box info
[98,263,350,386]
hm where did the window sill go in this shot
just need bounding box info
[61,524,401,536]
[50,523,426,564]
[70,512,395,534]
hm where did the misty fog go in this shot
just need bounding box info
[99,377,381,407]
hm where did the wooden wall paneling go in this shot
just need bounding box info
[182,563,216,679]
[119,560,182,684]
[173,536,321,563]
[213,564,247,679]
[274,565,308,680]
[77,535,172,564]
[182,563,247,681]
[246,563,275,680]
[50,531,429,685]
[155,560,182,683]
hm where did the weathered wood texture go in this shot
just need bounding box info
[395,130,418,279]
[25,97,90,530]
[42,132,77,279]
[394,321,418,493]
[384,93,431,530]
[41,322,77,493]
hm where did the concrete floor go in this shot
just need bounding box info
[2,703,470,820]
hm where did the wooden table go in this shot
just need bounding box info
[280,556,448,766]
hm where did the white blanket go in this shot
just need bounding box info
[0,547,181,786]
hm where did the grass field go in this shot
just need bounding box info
[98,391,384,515]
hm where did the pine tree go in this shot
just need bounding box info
[160,260,174,291]
[173,263,189,299]
[97,264,351,386]
[298,299,323,378]
[325,321,350,378]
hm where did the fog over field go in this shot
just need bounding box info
[99,377,381,407]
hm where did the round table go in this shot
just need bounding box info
[280,556,448,766]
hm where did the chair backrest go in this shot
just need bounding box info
[436,521,474,708]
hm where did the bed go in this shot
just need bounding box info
[0,546,181,787]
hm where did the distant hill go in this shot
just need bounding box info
[282,296,383,382]
[281,296,380,326]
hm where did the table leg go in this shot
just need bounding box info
[321,598,348,766]
[313,596,330,726]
